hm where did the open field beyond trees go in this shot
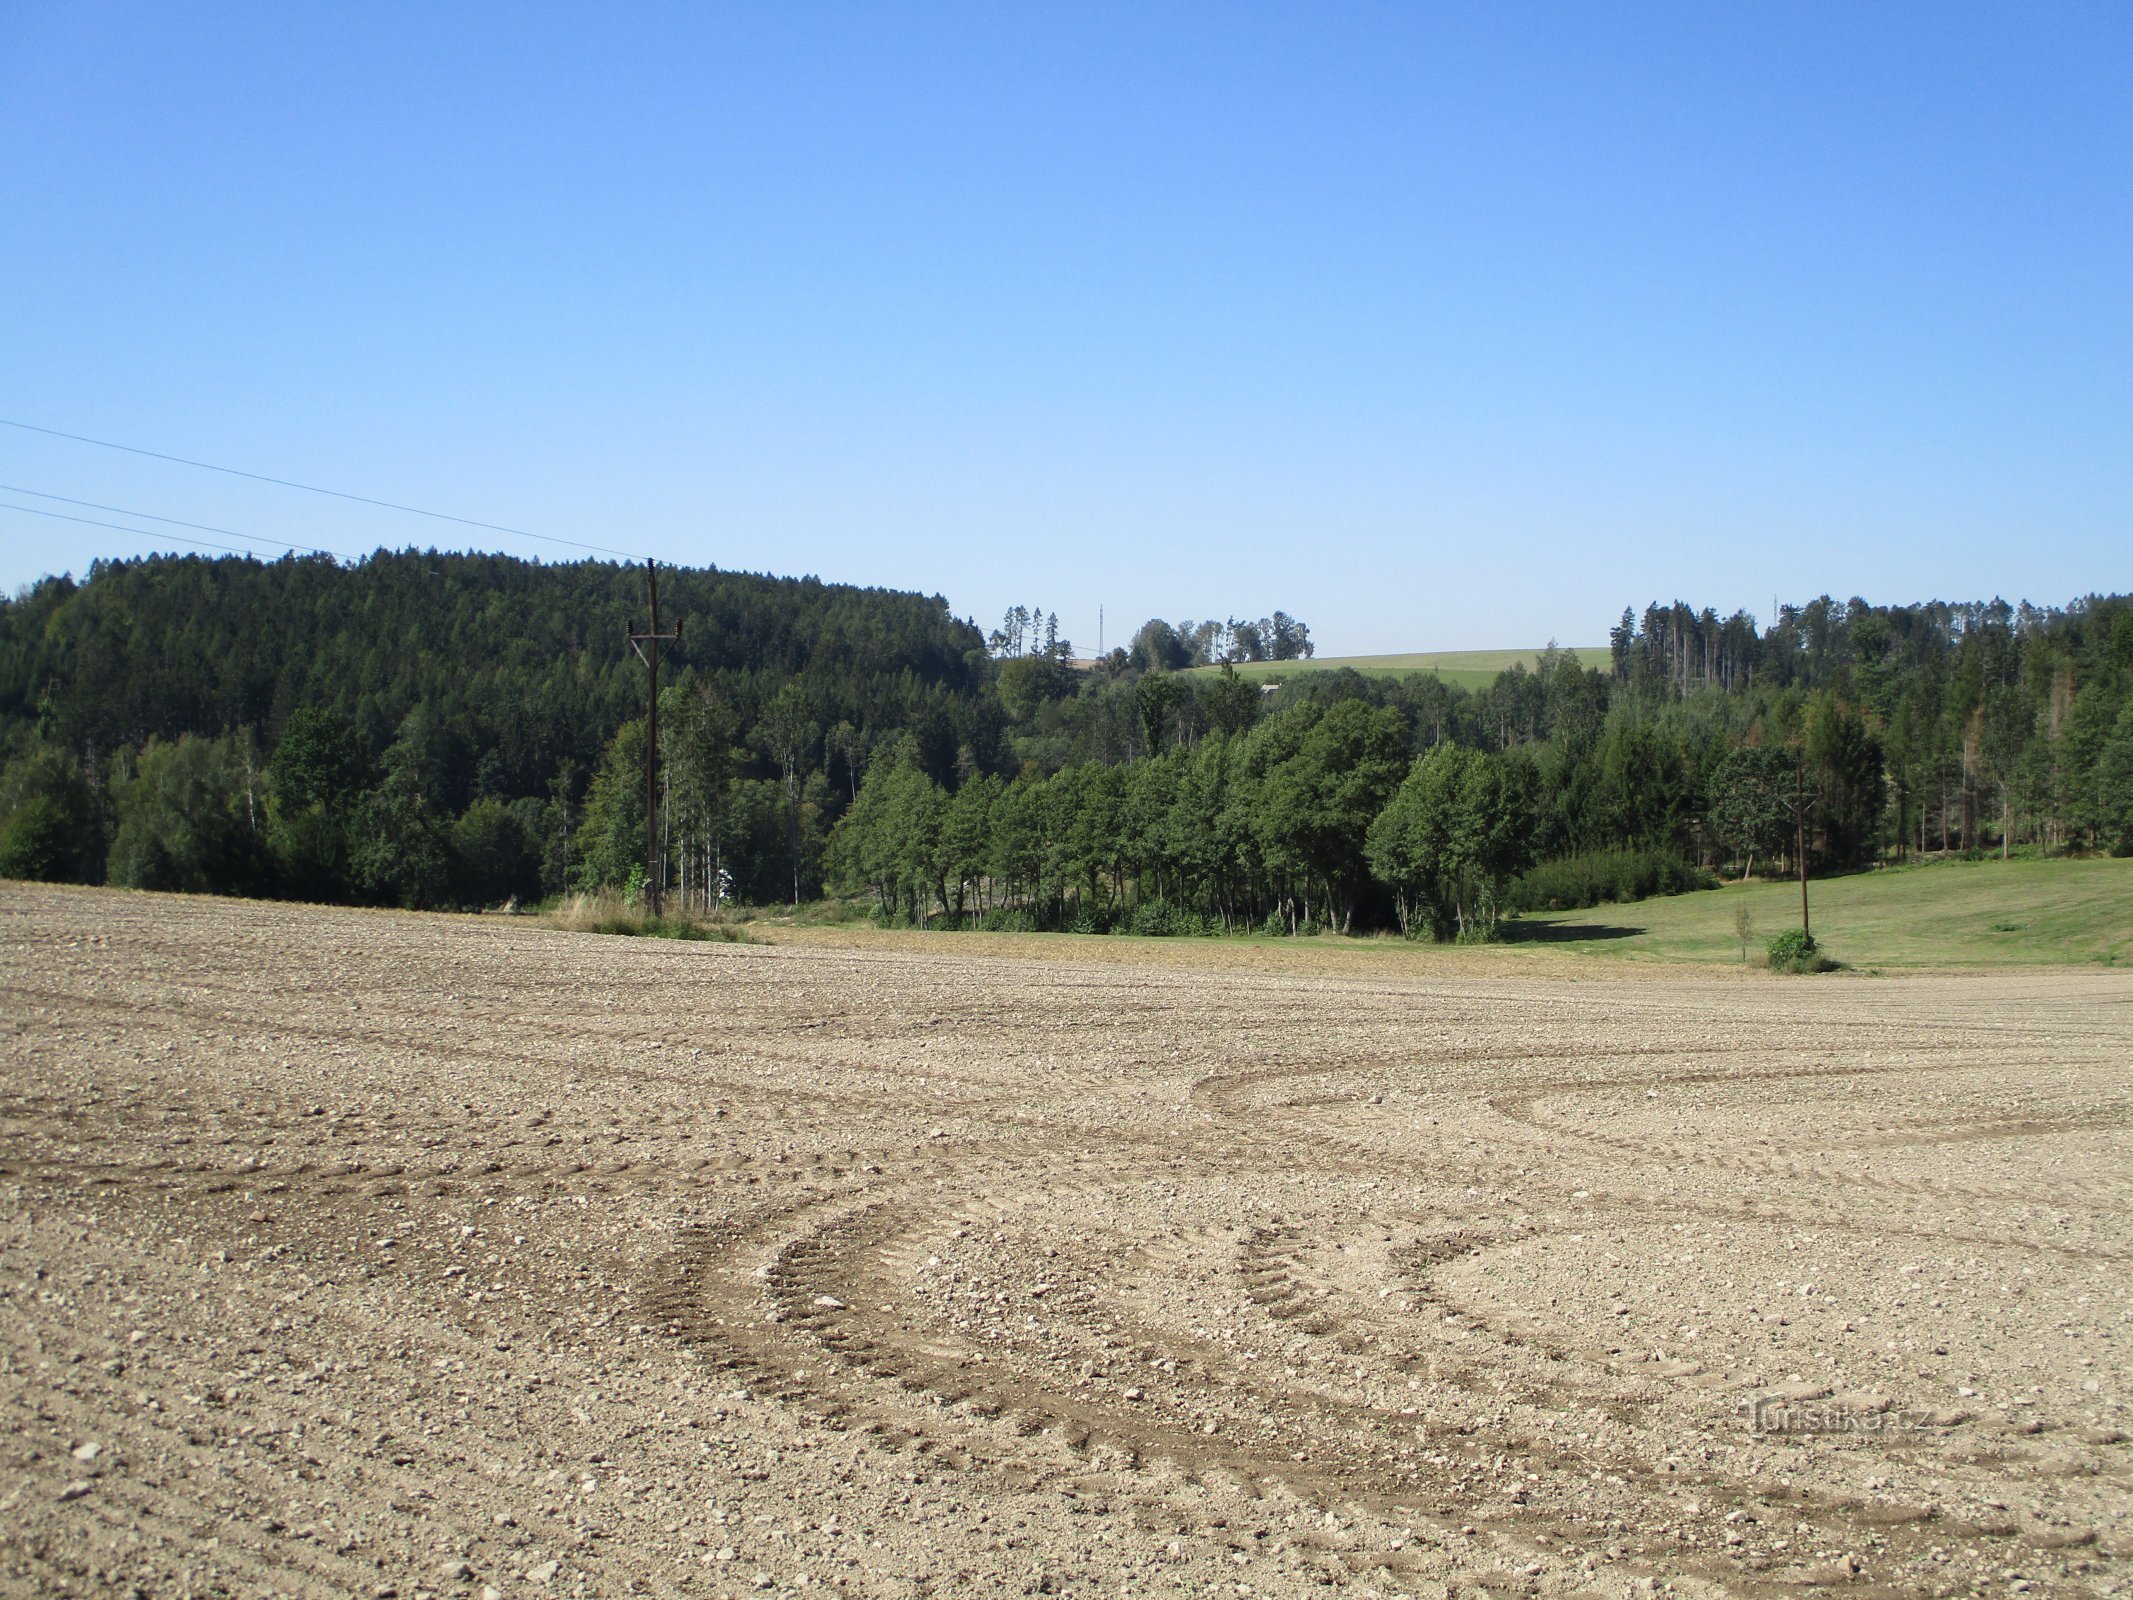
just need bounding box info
[765,856,2133,976]
[1189,649,1606,692]
[1510,856,2133,970]
[5,883,2131,1598]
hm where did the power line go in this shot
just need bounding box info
[0,499,334,564]
[0,484,359,563]
[0,416,646,562]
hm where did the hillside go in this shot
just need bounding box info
[0,551,985,793]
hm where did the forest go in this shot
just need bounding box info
[2,553,2129,938]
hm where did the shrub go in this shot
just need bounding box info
[450,796,542,908]
[1767,927,1836,973]
[0,743,100,883]
[0,794,77,882]
[1504,849,1715,913]
[1125,900,1216,937]
[1064,903,1117,936]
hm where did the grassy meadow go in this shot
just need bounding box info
[759,857,2130,976]
[1192,647,1604,693]
[1510,854,2133,969]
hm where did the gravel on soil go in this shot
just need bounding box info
[3,883,2129,1598]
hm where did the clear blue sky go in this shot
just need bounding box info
[3,3,2126,653]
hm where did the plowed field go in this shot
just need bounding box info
[4,885,2128,1598]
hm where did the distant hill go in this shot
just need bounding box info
[1191,647,1605,694]
[0,550,987,794]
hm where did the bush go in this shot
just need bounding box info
[450,796,541,908]
[0,744,101,883]
[1504,849,1715,913]
[0,794,78,881]
[1063,902,1117,936]
[1767,928,1837,973]
[1125,900,1216,938]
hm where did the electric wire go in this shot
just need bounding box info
[0,416,646,561]
[0,500,378,565]
[0,484,359,563]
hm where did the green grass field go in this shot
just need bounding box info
[1511,855,2133,969]
[1191,647,1603,693]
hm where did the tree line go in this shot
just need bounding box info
[2,551,2129,933]
[829,594,2133,934]
[830,701,1542,937]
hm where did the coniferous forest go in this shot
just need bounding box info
[2,552,2130,937]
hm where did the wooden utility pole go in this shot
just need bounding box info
[627,559,682,915]
[1781,747,1820,938]
[1795,754,1810,937]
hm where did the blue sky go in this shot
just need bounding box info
[2,3,2126,653]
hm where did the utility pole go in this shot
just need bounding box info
[1795,753,1809,938]
[627,559,682,915]
[1781,746,1820,938]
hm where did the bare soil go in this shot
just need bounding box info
[3,883,2129,1599]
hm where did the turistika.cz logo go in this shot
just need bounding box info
[1740,1394,1948,1436]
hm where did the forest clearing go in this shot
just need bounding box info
[4,882,2129,1597]
[1190,648,1607,692]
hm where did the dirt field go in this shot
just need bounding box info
[4,885,2129,1600]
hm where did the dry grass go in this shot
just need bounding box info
[538,888,757,942]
